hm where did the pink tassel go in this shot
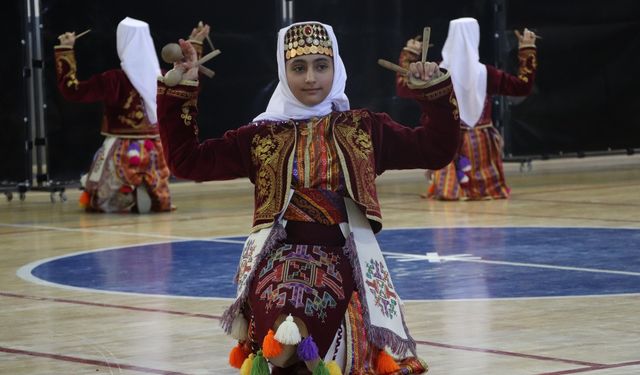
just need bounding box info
[143,139,155,151]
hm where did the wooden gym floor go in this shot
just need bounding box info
[1,154,639,374]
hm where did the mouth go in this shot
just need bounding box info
[302,88,322,93]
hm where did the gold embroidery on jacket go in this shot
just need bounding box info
[117,90,147,129]
[334,112,377,209]
[450,92,460,121]
[56,52,79,89]
[252,125,295,221]
[180,98,198,134]
[180,107,192,125]
[421,84,453,100]
[518,49,537,83]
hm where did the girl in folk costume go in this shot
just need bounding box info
[157,21,460,374]
[55,17,171,213]
[398,17,538,200]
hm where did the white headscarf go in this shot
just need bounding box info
[439,17,487,127]
[116,17,161,124]
[253,21,350,122]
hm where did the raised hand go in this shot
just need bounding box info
[515,28,537,48]
[176,39,200,81]
[57,32,76,47]
[189,21,211,43]
[408,61,441,82]
[403,37,422,55]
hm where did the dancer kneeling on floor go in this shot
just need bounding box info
[157,21,460,374]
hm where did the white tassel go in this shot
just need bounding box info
[274,314,301,345]
[230,314,248,341]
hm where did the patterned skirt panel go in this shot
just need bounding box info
[84,137,172,212]
[245,187,427,373]
[429,124,509,200]
[249,241,354,357]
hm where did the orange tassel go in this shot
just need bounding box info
[228,342,249,369]
[78,191,90,208]
[262,329,283,358]
[376,349,400,374]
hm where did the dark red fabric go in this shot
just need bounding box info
[248,232,353,358]
[54,47,158,137]
[157,79,459,232]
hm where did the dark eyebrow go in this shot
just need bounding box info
[313,57,331,63]
[289,56,332,64]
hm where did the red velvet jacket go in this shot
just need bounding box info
[54,46,158,138]
[157,73,460,232]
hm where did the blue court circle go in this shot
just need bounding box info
[29,227,640,300]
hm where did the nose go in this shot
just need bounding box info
[305,69,316,83]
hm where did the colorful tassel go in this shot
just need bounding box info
[250,350,270,375]
[239,353,254,375]
[127,142,141,166]
[78,191,90,208]
[119,185,133,194]
[376,349,400,374]
[230,314,249,341]
[228,342,249,369]
[458,155,472,172]
[312,360,330,375]
[456,169,469,184]
[274,314,301,345]
[325,361,342,375]
[297,335,319,362]
[262,329,283,358]
[143,139,155,151]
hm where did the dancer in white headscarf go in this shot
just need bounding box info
[398,17,538,200]
[158,20,460,374]
[55,17,174,213]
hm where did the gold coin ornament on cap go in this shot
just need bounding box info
[284,23,333,60]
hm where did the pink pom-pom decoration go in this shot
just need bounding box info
[143,139,155,151]
[127,143,141,166]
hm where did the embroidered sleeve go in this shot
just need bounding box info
[156,80,253,181]
[368,90,460,175]
[487,47,537,96]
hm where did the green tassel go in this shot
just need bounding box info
[312,359,330,375]
[250,350,270,375]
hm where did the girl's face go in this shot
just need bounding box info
[285,55,334,107]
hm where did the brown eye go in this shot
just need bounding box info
[291,64,305,73]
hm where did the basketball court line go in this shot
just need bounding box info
[382,251,640,277]
[4,221,640,242]
[4,290,638,374]
[14,242,237,301]
[0,222,246,243]
[0,291,222,319]
[13,225,640,301]
[383,204,640,225]
[6,224,640,373]
[537,360,640,375]
[0,346,193,375]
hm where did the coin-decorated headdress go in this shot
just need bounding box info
[284,23,333,60]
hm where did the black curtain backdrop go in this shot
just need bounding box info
[1,1,28,181]
[505,0,640,156]
[2,0,638,181]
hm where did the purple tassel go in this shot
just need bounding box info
[458,155,471,172]
[297,335,319,362]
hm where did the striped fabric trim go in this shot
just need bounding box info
[429,124,509,200]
